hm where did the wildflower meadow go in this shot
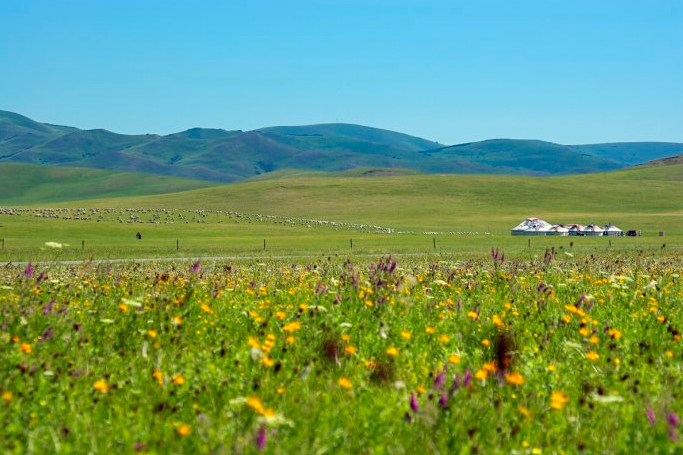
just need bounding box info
[1,252,682,454]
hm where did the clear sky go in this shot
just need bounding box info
[2,0,682,145]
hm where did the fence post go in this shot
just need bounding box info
[1,238,4,249]
[350,238,353,249]
[177,239,179,251]
[263,239,266,250]
[82,240,84,250]
[528,239,531,249]
[433,238,436,249]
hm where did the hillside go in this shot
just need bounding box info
[0,163,215,205]
[40,160,683,235]
[1,110,682,182]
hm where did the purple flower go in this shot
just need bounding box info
[255,425,267,451]
[438,393,448,409]
[409,393,419,413]
[433,369,446,390]
[189,261,201,274]
[23,262,34,278]
[646,408,656,426]
[450,374,461,393]
[462,369,472,388]
[669,427,678,443]
[667,413,680,427]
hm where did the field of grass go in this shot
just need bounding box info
[1,161,682,262]
[1,254,682,453]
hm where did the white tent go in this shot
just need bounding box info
[583,224,604,236]
[603,224,623,236]
[567,224,585,236]
[548,225,569,236]
[511,217,552,236]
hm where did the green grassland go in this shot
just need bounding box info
[1,161,683,261]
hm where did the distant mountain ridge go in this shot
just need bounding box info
[1,110,681,182]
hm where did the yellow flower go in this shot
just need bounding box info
[364,300,374,308]
[547,365,557,372]
[550,391,569,410]
[261,356,275,367]
[481,339,491,347]
[19,343,32,354]
[586,351,599,361]
[277,387,286,395]
[467,311,478,320]
[93,380,109,393]
[483,361,497,372]
[172,316,183,326]
[588,336,599,345]
[438,334,450,344]
[2,391,12,402]
[147,329,158,338]
[665,351,674,359]
[338,377,352,389]
[153,369,164,386]
[401,330,412,340]
[341,334,351,342]
[276,311,286,320]
[578,327,590,337]
[248,337,260,348]
[386,346,399,357]
[425,326,436,334]
[492,314,504,328]
[286,336,295,344]
[173,374,185,385]
[344,345,357,355]
[118,303,128,312]
[299,304,308,311]
[247,396,265,414]
[504,372,525,386]
[608,329,622,340]
[200,303,213,314]
[448,354,461,364]
[518,405,531,417]
[176,423,191,436]
[283,321,301,333]
[474,369,488,380]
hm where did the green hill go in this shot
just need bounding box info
[0,163,215,205]
[2,110,681,182]
[41,159,683,235]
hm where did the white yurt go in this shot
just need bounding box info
[548,225,570,236]
[567,224,585,236]
[511,217,552,235]
[603,224,623,236]
[583,224,604,236]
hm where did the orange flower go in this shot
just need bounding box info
[337,377,352,389]
[550,391,569,410]
[474,369,488,380]
[173,374,185,385]
[93,380,109,393]
[176,423,191,436]
[448,354,461,364]
[19,343,32,354]
[504,372,525,386]
[586,351,599,361]
[344,345,357,355]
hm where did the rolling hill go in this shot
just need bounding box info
[1,110,681,182]
[0,163,215,205]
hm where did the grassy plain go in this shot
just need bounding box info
[1,162,683,261]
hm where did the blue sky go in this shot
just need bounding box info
[2,0,682,144]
